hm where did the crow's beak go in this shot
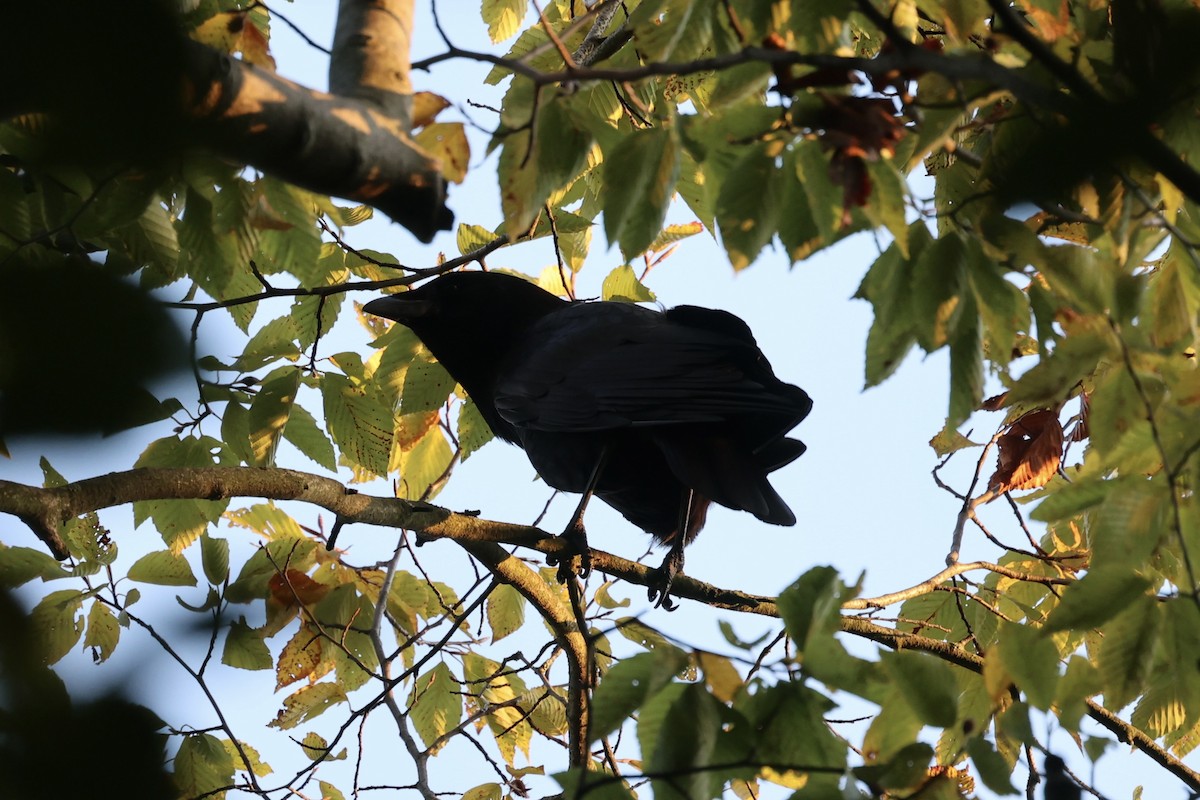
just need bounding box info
[363,292,432,322]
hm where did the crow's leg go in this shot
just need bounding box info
[648,490,695,610]
[548,445,609,583]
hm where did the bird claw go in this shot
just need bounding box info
[647,547,685,610]
[549,519,592,583]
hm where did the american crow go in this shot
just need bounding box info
[364,271,812,605]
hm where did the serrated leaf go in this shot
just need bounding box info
[929,422,980,457]
[486,582,526,643]
[83,601,120,662]
[408,662,462,752]
[1097,595,1161,710]
[223,617,272,670]
[415,122,470,184]
[222,738,272,777]
[322,373,393,477]
[457,223,499,256]
[30,589,84,665]
[396,426,454,500]
[133,436,231,552]
[0,544,69,587]
[481,0,525,42]
[589,648,689,740]
[282,402,338,471]
[401,352,456,414]
[600,264,655,302]
[884,651,959,728]
[128,550,198,586]
[268,683,348,730]
[716,144,783,270]
[201,534,230,585]
[997,622,1060,710]
[457,397,494,461]
[603,127,680,261]
[463,783,503,800]
[1042,568,1153,632]
[276,625,323,689]
[248,368,300,467]
[174,733,234,800]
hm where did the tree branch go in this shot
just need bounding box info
[2,464,1197,787]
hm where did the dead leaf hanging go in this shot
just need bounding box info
[988,409,1064,493]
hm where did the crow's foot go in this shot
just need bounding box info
[547,518,592,583]
[647,547,685,610]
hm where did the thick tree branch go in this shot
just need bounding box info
[2,0,452,242]
[183,38,450,242]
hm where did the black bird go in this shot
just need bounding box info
[364,271,812,605]
[1042,755,1082,800]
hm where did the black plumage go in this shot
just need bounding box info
[364,271,812,604]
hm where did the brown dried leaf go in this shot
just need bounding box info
[988,409,1064,493]
[981,391,1010,411]
[268,569,332,608]
[412,92,451,129]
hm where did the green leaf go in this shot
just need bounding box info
[589,648,689,740]
[234,315,301,370]
[222,738,273,776]
[1030,475,1110,522]
[222,617,272,670]
[708,61,771,110]
[486,582,526,643]
[862,684,925,763]
[83,601,120,662]
[643,683,722,800]
[738,681,844,777]
[319,783,346,800]
[911,232,967,352]
[226,538,317,603]
[322,373,393,477]
[864,159,909,257]
[396,426,454,500]
[1007,322,1111,406]
[0,544,68,587]
[778,566,845,648]
[929,422,980,457]
[401,352,456,414]
[603,127,681,261]
[282,402,338,471]
[600,264,656,302]
[174,733,234,800]
[457,397,494,461]
[128,550,198,587]
[997,622,1060,710]
[30,589,84,665]
[883,651,959,728]
[248,367,300,467]
[1042,568,1153,632]
[716,144,783,270]
[133,436,231,552]
[1097,595,1161,710]
[408,662,463,752]
[462,784,503,800]
[535,98,592,203]
[457,223,498,256]
[268,683,348,730]
[201,534,231,586]
[948,293,984,425]
[481,0,525,42]
[793,140,843,244]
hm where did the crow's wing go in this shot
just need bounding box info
[493,302,811,438]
